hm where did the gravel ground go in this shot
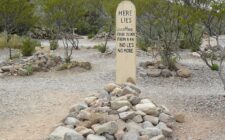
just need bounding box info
[0,45,225,140]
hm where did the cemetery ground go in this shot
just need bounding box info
[0,39,225,140]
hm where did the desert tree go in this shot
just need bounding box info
[0,0,37,59]
[135,0,183,70]
[41,0,85,63]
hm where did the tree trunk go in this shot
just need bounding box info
[104,24,113,52]
[6,34,12,59]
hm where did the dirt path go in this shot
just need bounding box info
[0,48,225,140]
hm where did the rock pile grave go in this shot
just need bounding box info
[48,83,177,140]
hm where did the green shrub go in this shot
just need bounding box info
[93,44,106,53]
[0,33,7,49]
[25,64,33,75]
[211,64,219,71]
[21,38,36,56]
[88,33,95,39]
[50,40,58,50]
[9,34,23,49]
[137,40,148,52]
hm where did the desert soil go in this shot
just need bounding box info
[0,39,225,140]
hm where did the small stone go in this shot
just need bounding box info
[139,135,149,140]
[121,86,138,96]
[177,68,191,78]
[141,127,162,138]
[129,96,140,105]
[142,121,154,129]
[132,115,143,123]
[111,87,123,96]
[103,133,115,140]
[150,135,166,140]
[159,113,174,124]
[48,126,76,140]
[140,71,147,77]
[75,126,94,137]
[143,116,159,126]
[64,117,79,127]
[161,69,172,78]
[1,65,13,72]
[70,103,87,113]
[119,111,135,120]
[64,131,85,140]
[87,134,106,140]
[122,129,139,140]
[92,121,118,135]
[84,96,98,105]
[175,113,185,123]
[94,106,111,113]
[140,61,154,68]
[126,121,144,133]
[147,69,161,77]
[111,100,131,110]
[157,122,173,137]
[17,68,29,76]
[115,129,125,140]
[140,99,152,104]
[117,106,129,113]
[77,110,91,120]
[104,83,118,93]
[135,103,158,116]
[125,83,141,94]
[135,111,146,116]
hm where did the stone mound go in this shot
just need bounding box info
[48,83,177,140]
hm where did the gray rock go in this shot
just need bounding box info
[0,69,3,73]
[140,71,147,78]
[75,126,94,137]
[132,115,143,123]
[140,99,152,104]
[119,111,135,120]
[147,69,161,77]
[84,96,97,105]
[125,83,141,94]
[135,111,146,116]
[70,103,87,113]
[129,96,140,105]
[92,121,118,135]
[121,86,138,96]
[150,135,166,140]
[117,106,129,113]
[111,100,131,110]
[161,69,172,78]
[64,117,79,127]
[157,122,173,137]
[64,131,85,140]
[1,65,13,72]
[135,103,159,116]
[104,83,118,93]
[111,87,123,96]
[142,121,154,129]
[126,121,144,133]
[77,110,92,121]
[141,127,162,138]
[139,61,154,68]
[94,106,111,113]
[144,116,159,126]
[122,129,139,140]
[103,133,115,140]
[159,113,174,124]
[87,134,106,140]
[17,68,29,76]
[48,126,76,140]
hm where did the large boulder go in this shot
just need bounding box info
[64,131,85,140]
